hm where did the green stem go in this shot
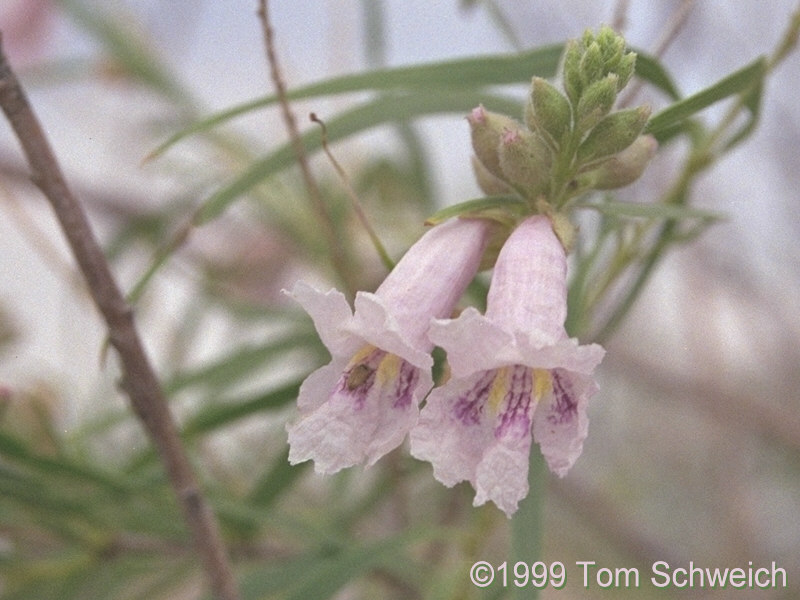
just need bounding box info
[511,451,546,600]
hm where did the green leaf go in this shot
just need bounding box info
[164,330,318,394]
[576,199,723,221]
[194,91,524,225]
[182,380,301,438]
[150,44,677,160]
[148,45,564,159]
[282,529,438,600]
[633,51,681,100]
[248,447,309,509]
[0,431,130,494]
[424,195,527,225]
[58,0,190,104]
[645,58,766,140]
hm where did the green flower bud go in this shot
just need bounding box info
[578,134,657,189]
[576,73,619,132]
[579,40,605,87]
[525,77,572,145]
[596,26,625,65]
[577,105,651,165]
[471,155,513,196]
[561,26,637,104]
[467,105,520,181]
[497,128,552,198]
[562,39,583,103]
[615,52,637,90]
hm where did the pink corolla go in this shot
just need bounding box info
[286,218,491,474]
[410,215,604,517]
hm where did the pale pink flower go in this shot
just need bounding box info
[286,218,491,474]
[410,215,604,517]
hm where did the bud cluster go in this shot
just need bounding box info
[468,26,655,213]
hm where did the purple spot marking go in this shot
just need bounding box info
[392,359,419,409]
[452,371,495,425]
[495,365,534,440]
[548,369,577,425]
[335,348,384,410]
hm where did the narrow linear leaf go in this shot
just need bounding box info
[284,529,442,600]
[632,51,681,100]
[148,45,564,158]
[645,58,766,139]
[248,447,308,509]
[181,380,302,438]
[576,200,723,221]
[164,330,317,394]
[0,431,130,494]
[150,44,675,159]
[195,91,524,224]
[58,0,190,104]
[425,195,527,225]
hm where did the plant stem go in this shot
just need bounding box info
[511,451,545,600]
[257,0,358,298]
[0,37,239,600]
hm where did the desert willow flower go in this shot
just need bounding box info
[286,217,491,474]
[410,215,604,517]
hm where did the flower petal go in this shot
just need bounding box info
[352,293,433,369]
[473,432,531,517]
[485,215,567,345]
[375,217,492,348]
[288,349,428,473]
[410,371,497,486]
[427,308,518,377]
[532,368,597,477]
[285,282,361,357]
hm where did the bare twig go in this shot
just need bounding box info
[257,0,358,297]
[618,0,695,107]
[310,112,395,271]
[0,37,240,600]
[610,0,630,33]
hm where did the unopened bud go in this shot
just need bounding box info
[467,105,520,181]
[497,128,552,197]
[576,74,618,133]
[577,105,651,165]
[525,77,572,145]
[579,134,657,189]
[579,40,604,87]
[471,155,513,196]
[562,39,583,103]
[615,52,637,90]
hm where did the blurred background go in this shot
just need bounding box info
[0,1,798,598]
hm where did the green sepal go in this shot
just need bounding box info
[468,106,521,181]
[497,128,552,198]
[577,105,651,164]
[576,74,619,132]
[424,195,528,227]
[525,77,572,146]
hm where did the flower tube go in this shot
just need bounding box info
[286,218,491,474]
[410,215,604,517]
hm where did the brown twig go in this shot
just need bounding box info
[0,36,240,600]
[257,0,357,297]
[310,112,395,271]
[618,0,695,107]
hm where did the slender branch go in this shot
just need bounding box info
[0,37,240,600]
[257,0,358,297]
[310,112,395,271]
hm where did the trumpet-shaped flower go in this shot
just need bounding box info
[410,215,604,517]
[286,218,491,474]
